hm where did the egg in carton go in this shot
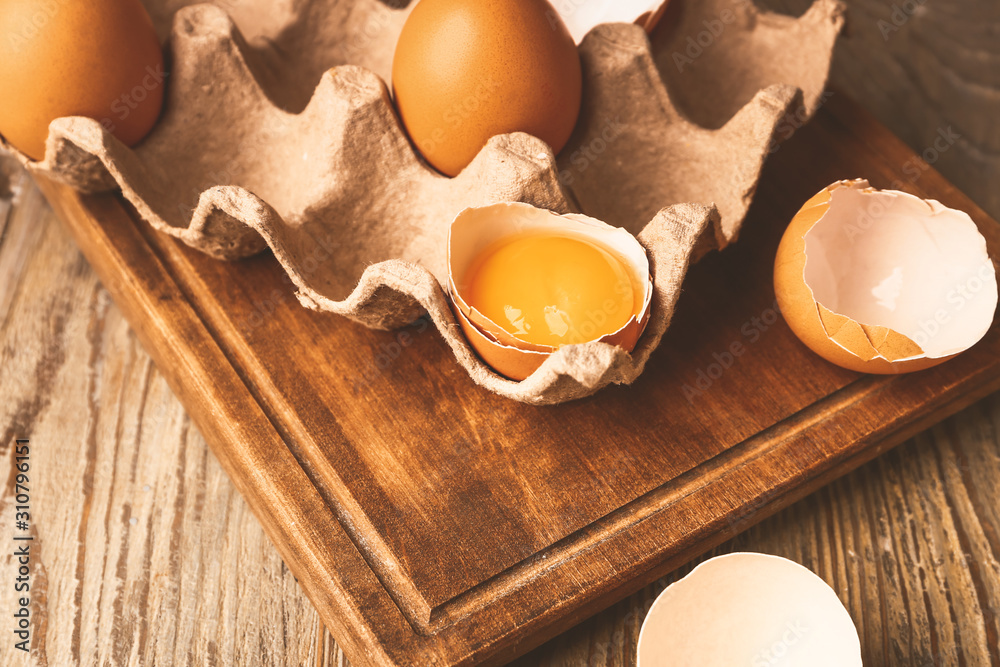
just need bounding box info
[0,0,844,404]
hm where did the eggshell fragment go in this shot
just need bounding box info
[774,179,998,374]
[556,0,668,43]
[448,203,653,381]
[637,553,862,667]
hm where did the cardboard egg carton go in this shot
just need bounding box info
[1,0,844,403]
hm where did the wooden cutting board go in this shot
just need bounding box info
[35,93,1000,667]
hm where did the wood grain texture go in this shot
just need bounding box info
[763,0,1000,221]
[2,151,999,667]
[1,88,991,664]
[0,162,334,667]
[515,402,1000,666]
[12,88,999,666]
[2,1,1000,663]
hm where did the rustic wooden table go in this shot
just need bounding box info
[2,0,999,665]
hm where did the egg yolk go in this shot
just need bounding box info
[465,233,637,348]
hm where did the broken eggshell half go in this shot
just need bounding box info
[637,553,862,667]
[448,202,653,381]
[559,0,669,43]
[774,179,998,374]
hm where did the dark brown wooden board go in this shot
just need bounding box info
[35,93,1000,667]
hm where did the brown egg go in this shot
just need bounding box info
[392,0,582,177]
[0,0,165,161]
[774,179,998,374]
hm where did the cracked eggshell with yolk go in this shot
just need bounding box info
[636,553,862,667]
[774,179,998,374]
[448,202,652,381]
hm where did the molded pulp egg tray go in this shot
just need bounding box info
[3,0,844,404]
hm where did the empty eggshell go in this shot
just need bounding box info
[774,179,998,374]
[556,0,668,43]
[448,202,653,381]
[637,553,862,667]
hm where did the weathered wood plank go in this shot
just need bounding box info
[3,99,1000,665]
[18,89,999,667]
[513,396,1000,665]
[3,0,1000,661]
[763,0,1000,221]
[0,166,324,666]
